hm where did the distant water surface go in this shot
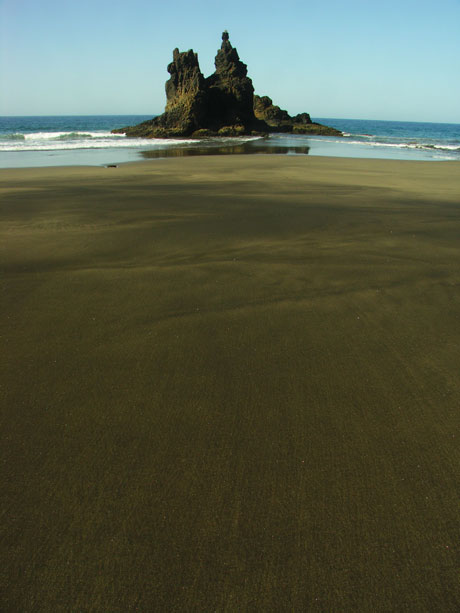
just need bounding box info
[314,118,460,160]
[0,115,459,168]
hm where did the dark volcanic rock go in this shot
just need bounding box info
[253,96,291,127]
[293,112,312,125]
[291,123,343,136]
[252,96,343,135]
[160,47,208,134]
[253,95,291,126]
[204,31,257,130]
[113,48,208,138]
[165,48,204,104]
[113,32,342,139]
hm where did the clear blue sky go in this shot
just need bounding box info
[1,0,459,122]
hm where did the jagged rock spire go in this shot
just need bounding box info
[204,31,255,127]
[165,48,204,108]
[214,31,248,79]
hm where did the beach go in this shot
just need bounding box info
[1,155,459,610]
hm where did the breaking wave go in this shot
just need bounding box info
[0,130,201,151]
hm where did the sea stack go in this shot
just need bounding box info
[113,32,342,138]
[203,30,258,133]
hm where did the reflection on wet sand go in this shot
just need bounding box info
[140,141,311,159]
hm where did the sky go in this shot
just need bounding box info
[1,0,459,122]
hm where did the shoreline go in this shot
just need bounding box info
[2,150,460,170]
[2,146,459,170]
[2,117,459,168]
[2,154,460,611]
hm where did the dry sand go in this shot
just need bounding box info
[1,155,460,611]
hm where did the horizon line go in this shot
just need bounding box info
[1,114,460,126]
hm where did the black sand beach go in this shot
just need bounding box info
[1,156,459,611]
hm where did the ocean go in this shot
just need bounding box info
[0,115,459,168]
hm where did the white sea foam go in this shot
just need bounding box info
[431,144,460,151]
[0,130,261,152]
[0,131,202,151]
[308,136,460,153]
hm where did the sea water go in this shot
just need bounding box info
[0,115,459,168]
[313,118,460,161]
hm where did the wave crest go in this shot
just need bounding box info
[4,133,25,140]
[55,132,93,140]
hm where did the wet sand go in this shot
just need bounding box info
[1,156,460,611]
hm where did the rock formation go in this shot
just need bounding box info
[162,48,207,134]
[204,31,257,132]
[114,48,208,138]
[113,32,342,138]
[253,95,292,126]
[253,95,340,136]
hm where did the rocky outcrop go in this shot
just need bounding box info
[253,95,342,136]
[161,48,207,134]
[292,112,312,125]
[253,95,291,126]
[114,48,207,138]
[290,122,343,136]
[113,32,342,138]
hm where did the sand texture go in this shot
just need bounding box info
[1,156,460,611]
